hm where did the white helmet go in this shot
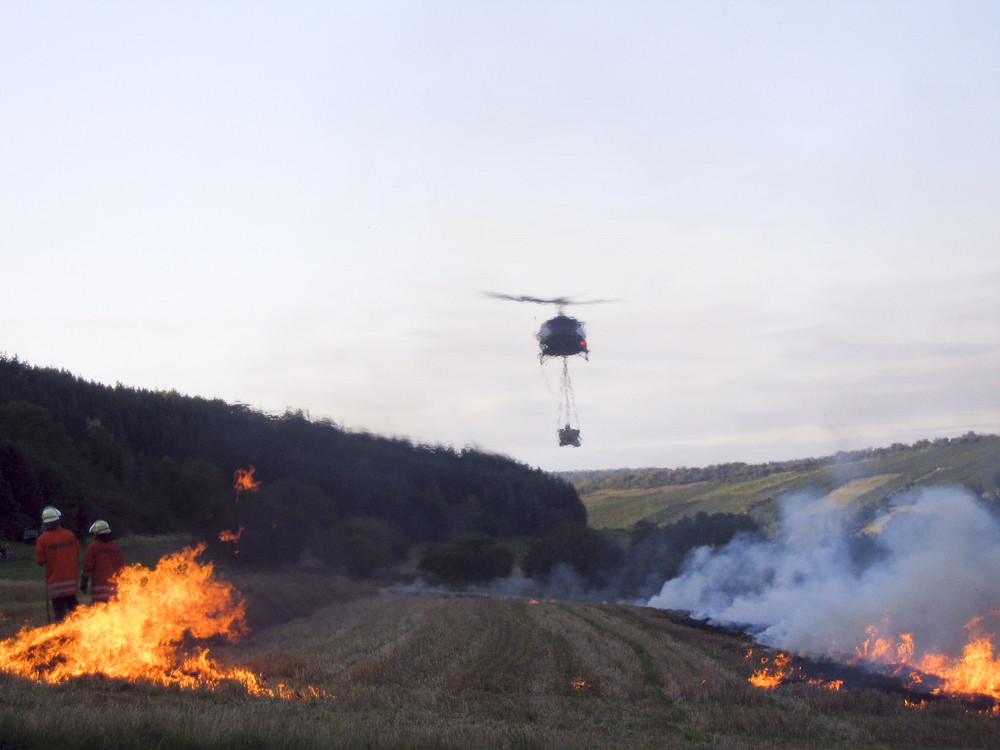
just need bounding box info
[41,506,62,524]
[89,520,111,535]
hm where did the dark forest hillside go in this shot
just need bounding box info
[0,356,584,572]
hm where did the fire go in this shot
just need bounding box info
[747,651,846,691]
[846,616,1000,702]
[855,622,914,664]
[748,614,1000,706]
[814,679,843,691]
[0,545,322,699]
[233,465,261,500]
[748,651,795,688]
[914,616,1000,701]
[923,635,999,698]
[219,526,245,543]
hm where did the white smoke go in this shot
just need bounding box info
[648,486,1000,659]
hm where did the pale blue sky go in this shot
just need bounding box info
[3,1,999,471]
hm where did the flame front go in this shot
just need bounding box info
[747,616,1000,705]
[854,616,1000,701]
[0,545,319,698]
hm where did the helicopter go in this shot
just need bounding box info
[488,293,609,447]
[486,294,604,362]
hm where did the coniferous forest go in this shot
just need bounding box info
[0,355,585,573]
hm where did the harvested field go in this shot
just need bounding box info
[4,573,1000,749]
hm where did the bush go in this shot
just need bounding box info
[522,523,621,584]
[418,535,514,586]
[310,517,409,578]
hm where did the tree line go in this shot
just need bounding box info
[0,355,584,575]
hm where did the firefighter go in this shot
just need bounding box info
[80,520,126,604]
[35,506,81,621]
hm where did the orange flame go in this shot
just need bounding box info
[747,651,846,691]
[915,618,1000,700]
[848,616,1000,702]
[748,652,795,688]
[750,615,1000,706]
[233,466,261,500]
[219,526,245,544]
[0,545,322,699]
[816,679,843,691]
[855,622,914,665]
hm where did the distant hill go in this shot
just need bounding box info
[566,434,1000,531]
[0,355,584,573]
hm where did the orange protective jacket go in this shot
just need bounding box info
[35,527,81,599]
[83,539,126,602]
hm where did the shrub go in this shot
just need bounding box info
[521,524,621,584]
[418,535,514,586]
[310,517,409,578]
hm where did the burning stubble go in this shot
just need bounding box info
[0,544,325,699]
[649,486,1000,703]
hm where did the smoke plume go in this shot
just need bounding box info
[647,486,1000,660]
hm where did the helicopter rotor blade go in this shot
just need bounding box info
[485,292,614,307]
[485,293,569,306]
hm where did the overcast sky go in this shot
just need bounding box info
[3,1,999,472]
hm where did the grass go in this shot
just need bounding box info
[580,437,1000,531]
[3,582,1000,749]
[582,470,825,530]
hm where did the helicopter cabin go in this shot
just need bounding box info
[537,315,589,359]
